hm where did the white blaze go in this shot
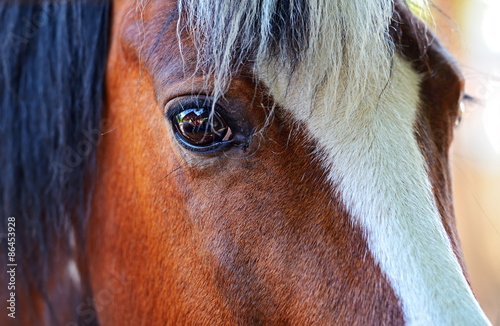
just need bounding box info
[176,0,492,322]
[260,55,491,325]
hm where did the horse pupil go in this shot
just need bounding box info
[174,107,228,146]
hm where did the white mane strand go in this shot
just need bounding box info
[178,0,396,115]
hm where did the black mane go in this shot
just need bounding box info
[0,0,109,323]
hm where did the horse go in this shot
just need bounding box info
[0,0,493,325]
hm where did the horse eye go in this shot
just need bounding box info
[172,105,232,149]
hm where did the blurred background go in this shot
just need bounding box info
[429,0,500,323]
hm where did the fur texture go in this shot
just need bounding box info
[171,0,490,324]
[280,53,489,324]
[2,0,492,324]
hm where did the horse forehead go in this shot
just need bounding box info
[117,1,217,101]
[245,2,480,323]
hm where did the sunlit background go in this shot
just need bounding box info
[430,0,500,323]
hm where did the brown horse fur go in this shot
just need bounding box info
[85,0,486,325]
[0,0,491,325]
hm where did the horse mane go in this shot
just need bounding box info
[173,0,429,112]
[0,0,110,316]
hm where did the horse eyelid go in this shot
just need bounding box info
[164,96,221,118]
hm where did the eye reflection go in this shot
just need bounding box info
[173,107,231,147]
